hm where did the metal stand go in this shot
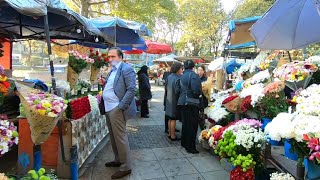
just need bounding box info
[70,145,78,180]
[33,145,42,171]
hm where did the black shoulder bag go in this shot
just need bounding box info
[185,73,200,107]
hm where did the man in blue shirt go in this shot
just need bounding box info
[99,47,136,179]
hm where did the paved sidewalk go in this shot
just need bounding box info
[79,83,229,180]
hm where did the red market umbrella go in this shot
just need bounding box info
[194,59,205,64]
[124,49,143,54]
[145,40,172,54]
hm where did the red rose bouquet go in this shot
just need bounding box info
[230,166,254,180]
[89,49,108,84]
[68,96,91,120]
[240,96,252,112]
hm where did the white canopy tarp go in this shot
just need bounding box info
[153,54,178,63]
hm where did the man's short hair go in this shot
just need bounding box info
[170,62,183,73]
[184,60,195,69]
[108,47,123,59]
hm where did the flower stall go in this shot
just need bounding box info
[201,47,320,179]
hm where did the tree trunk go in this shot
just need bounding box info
[80,0,90,17]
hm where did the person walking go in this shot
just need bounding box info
[197,65,208,130]
[178,60,202,154]
[98,47,136,179]
[164,63,183,141]
[137,65,152,118]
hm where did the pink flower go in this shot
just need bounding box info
[53,106,62,113]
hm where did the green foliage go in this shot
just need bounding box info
[177,0,227,56]
[257,91,288,119]
[233,0,275,19]
[287,139,309,167]
[75,80,91,90]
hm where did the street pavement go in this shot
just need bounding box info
[79,83,229,180]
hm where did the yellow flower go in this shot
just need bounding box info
[38,109,46,115]
[99,91,102,95]
[42,103,52,108]
[0,75,7,82]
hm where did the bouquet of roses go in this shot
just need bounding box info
[273,61,318,91]
[67,50,94,90]
[89,49,108,84]
[67,96,91,120]
[0,114,18,156]
[230,166,255,180]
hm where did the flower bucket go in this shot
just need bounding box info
[267,138,283,146]
[284,140,298,161]
[304,159,320,180]
[261,117,272,130]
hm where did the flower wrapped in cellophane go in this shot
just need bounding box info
[273,61,318,91]
[17,83,68,144]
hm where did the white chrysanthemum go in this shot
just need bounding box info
[265,113,295,141]
[88,95,99,112]
[270,172,295,180]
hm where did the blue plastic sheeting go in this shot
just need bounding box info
[23,79,48,92]
[89,17,148,47]
[229,16,261,32]
[225,41,256,50]
[0,0,103,41]
[225,59,242,74]
[70,41,147,51]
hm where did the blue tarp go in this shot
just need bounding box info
[225,59,242,74]
[89,16,149,48]
[226,16,261,50]
[229,16,262,32]
[70,41,147,51]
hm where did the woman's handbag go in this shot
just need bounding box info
[185,73,200,107]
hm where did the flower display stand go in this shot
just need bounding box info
[57,110,108,179]
[18,110,108,179]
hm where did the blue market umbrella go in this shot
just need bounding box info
[251,0,320,50]
[89,16,150,48]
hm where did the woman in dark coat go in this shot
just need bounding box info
[197,65,208,130]
[164,63,183,141]
[138,65,152,118]
[178,60,202,154]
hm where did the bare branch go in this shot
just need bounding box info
[88,0,111,5]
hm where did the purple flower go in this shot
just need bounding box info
[1,129,7,136]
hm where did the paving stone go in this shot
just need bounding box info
[167,173,204,180]
[201,170,230,180]
[128,125,177,150]
[188,156,224,173]
[152,147,185,160]
[130,160,166,180]
[131,149,157,162]
[159,158,198,177]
